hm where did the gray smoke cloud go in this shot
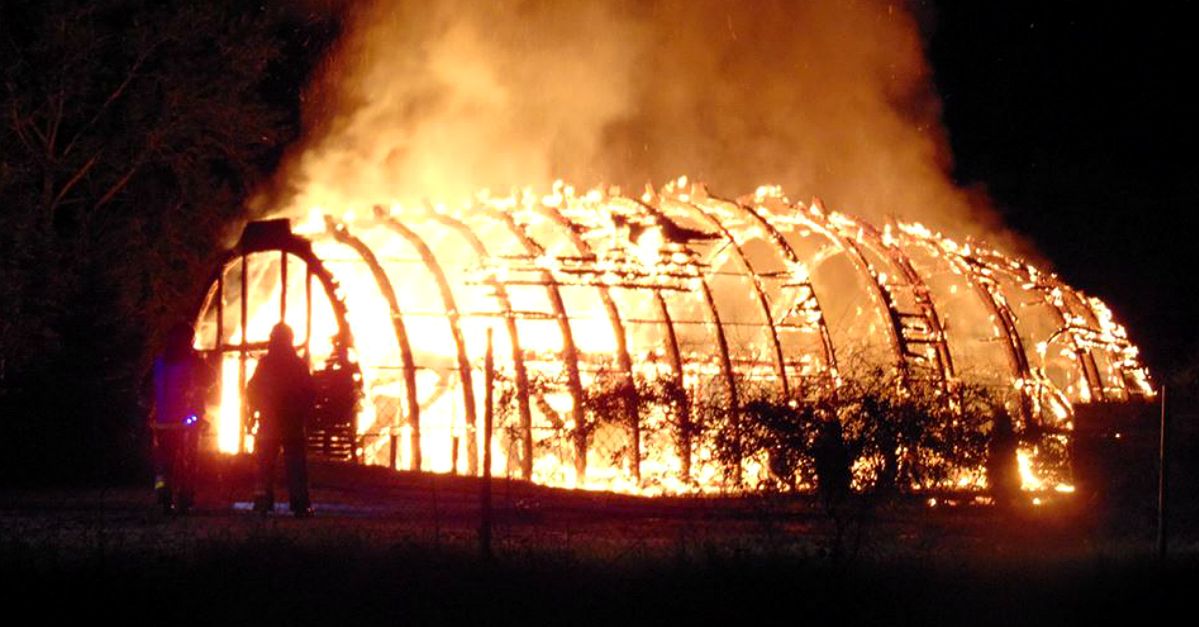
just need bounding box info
[261,0,1018,247]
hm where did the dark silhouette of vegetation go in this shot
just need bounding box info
[813,414,852,509]
[489,366,574,477]
[695,369,1000,497]
[576,366,635,466]
[0,0,340,485]
[838,371,993,495]
[985,407,1021,507]
[684,368,1018,559]
[1162,357,1199,537]
[576,366,694,483]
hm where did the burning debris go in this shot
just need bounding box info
[194,179,1153,496]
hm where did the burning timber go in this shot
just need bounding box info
[193,179,1154,496]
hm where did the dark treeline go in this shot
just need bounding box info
[0,0,340,485]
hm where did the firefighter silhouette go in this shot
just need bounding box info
[248,323,316,516]
[151,322,214,514]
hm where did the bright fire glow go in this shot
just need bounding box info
[195,180,1152,497]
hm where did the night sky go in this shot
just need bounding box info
[927,1,1198,375]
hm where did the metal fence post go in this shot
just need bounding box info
[1158,385,1168,560]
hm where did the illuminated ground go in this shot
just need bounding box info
[1,459,1194,624]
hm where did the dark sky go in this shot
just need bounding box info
[926,1,1199,375]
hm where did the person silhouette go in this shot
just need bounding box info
[151,322,213,514]
[247,323,315,517]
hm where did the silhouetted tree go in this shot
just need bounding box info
[818,369,996,495]
[985,407,1021,507]
[813,413,851,509]
[0,0,337,483]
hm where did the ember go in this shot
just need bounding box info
[192,178,1152,496]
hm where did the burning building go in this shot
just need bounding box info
[193,178,1153,495]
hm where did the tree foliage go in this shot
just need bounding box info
[0,0,337,484]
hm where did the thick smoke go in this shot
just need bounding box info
[262,0,1013,245]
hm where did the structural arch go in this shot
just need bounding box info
[194,219,359,458]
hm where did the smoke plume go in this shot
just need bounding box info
[262,0,1012,244]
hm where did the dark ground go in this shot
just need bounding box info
[2,458,1195,625]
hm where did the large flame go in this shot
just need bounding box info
[199,179,1152,496]
[215,0,1151,498]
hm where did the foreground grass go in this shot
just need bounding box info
[1,500,1195,626]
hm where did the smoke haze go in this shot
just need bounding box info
[262,0,1013,245]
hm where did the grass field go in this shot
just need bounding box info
[2,457,1195,625]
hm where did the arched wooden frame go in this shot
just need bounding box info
[321,216,421,470]
[193,222,359,456]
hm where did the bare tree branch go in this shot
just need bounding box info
[45,91,64,159]
[25,106,48,148]
[6,92,35,154]
[62,45,156,159]
[49,152,99,212]
[92,159,143,211]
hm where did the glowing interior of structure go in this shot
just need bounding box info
[194,179,1153,495]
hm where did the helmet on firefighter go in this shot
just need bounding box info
[269,322,295,352]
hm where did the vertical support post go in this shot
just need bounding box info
[238,254,248,454]
[452,435,460,474]
[480,328,495,560]
[452,396,459,474]
[216,275,224,349]
[1158,385,1168,560]
[216,274,225,455]
[305,267,313,364]
[280,250,288,322]
[389,424,398,470]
